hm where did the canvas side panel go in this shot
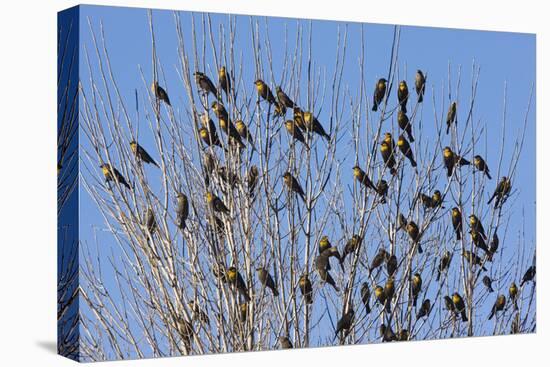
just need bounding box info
[57,5,80,362]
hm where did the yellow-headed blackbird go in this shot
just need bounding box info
[443,295,455,312]
[397,80,409,113]
[335,307,355,337]
[319,236,343,271]
[384,278,395,312]
[274,102,287,117]
[211,101,229,122]
[285,120,309,150]
[315,253,340,292]
[399,329,410,341]
[446,101,457,134]
[374,285,386,308]
[227,267,251,302]
[199,127,223,149]
[443,147,470,177]
[206,191,230,214]
[411,273,422,307]
[256,267,279,296]
[247,165,259,197]
[397,135,417,167]
[145,207,156,234]
[415,70,426,103]
[470,230,490,256]
[293,106,306,131]
[436,250,452,281]
[278,336,293,349]
[452,292,468,322]
[520,265,536,286]
[151,81,171,106]
[488,176,512,208]
[298,274,313,304]
[376,179,389,204]
[469,214,487,239]
[342,234,362,264]
[254,79,276,104]
[380,324,398,342]
[384,132,396,150]
[482,275,494,293]
[372,78,387,112]
[101,163,131,190]
[509,282,518,310]
[353,166,377,190]
[360,282,371,314]
[369,248,388,273]
[420,193,433,209]
[397,110,414,142]
[217,166,239,187]
[283,171,306,203]
[194,71,218,97]
[451,207,463,240]
[417,299,431,319]
[276,86,295,108]
[489,232,499,255]
[380,134,397,176]
[200,112,218,135]
[217,116,245,149]
[397,213,408,231]
[218,66,231,97]
[462,249,487,271]
[386,254,398,277]
[130,141,159,167]
[188,300,210,325]
[176,192,189,231]
[488,294,506,320]
[473,155,492,179]
[432,190,443,208]
[235,120,256,149]
[303,111,330,141]
[406,221,423,253]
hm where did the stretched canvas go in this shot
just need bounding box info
[57,4,536,362]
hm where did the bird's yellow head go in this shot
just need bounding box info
[283,172,292,182]
[150,81,158,94]
[199,128,208,139]
[397,135,406,146]
[227,267,237,281]
[469,215,477,226]
[399,81,407,91]
[235,120,245,132]
[205,191,213,202]
[219,66,226,77]
[219,118,228,130]
[303,111,313,124]
[443,147,453,158]
[319,236,330,250]
[378,78,387,88]
[298,274,309,286]
[452,293,461,303]
[352,166,362,178]
[473,155,481,165]
[129,141,137,152]
[383,132,392,144]
[413,273,421,285]
[433,190,441,200]
[101,164,110,175]
[380,141,390,153]
[211,101,221,112]
[452,207,460,217]
[284,120,294,130]
[254,79,264,90]
[509,282,517,294]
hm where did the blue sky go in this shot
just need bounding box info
[73,4,536,359]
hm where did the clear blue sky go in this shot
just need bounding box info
[74,4,536,358]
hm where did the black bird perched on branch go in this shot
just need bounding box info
[227,267,251,302]
[488,176,512,208]
[488,294,506,320]
[285,120,310,150]
[369,248,389,274]
[254,79,276,104]
[335,307,355,337]
[276,86,295,108]
[383,278,395,313]
[462,250,487,271]
[406,221,423,253]
[353,166,377,190]
[206,191,230,214]
[446,101,457,134]
[469,214,487,239]
[411,273,422,307]
[520,265,536,286]
[176,192,189,231]
[473,155,492,179]
[303,111,331,141]
[451,207,463,240]
[470,230,491,257]
[509,282,519,310]
[452,292,468,322]
[199,127,224,149]
[380,324,398,342]
[372,78,387,111]
[342,234,362,264]
[489,232,499,256]
[315,253,340,292]
[397,80,409,113]
[397,135,417,167]
[397,110,415,142]
[417,299,431,319]
[218,66,231,97]
[298,274,313,304]
[130,141,159,167]
[443,295,455,313]
[376,179,389,204]
[443,147,471,177]
[194,71,218,97]
[151,81,171,106]
[256,267,279,297]
[483,275,494,293]
[235,120,256,150]
[319,236,343,271]
[386,254,398,277]
[379,140,398,176]
[437,250,452,281]
[360,282,371,315]
[101,163,131,190]
[415,70,426,103]
[283,171,306,203]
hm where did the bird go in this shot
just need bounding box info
[488,295,506,320]
[239,302,248,323]
[211,101,229,122]
[380,324,398,342]
[194,71,218,97]
[397,111,414,142]
[446,101,457,134]
[151,81,171,106]
[205,191,230,214]
[452,292,468,322]
[489,233,499,257]
[369,248,389,273]
[399,329,410,341]
[319,236,343,271]
[383,278,395,312]
[462,250,487,271]
[218,66,231,97]
[298,274,313,304]
[415,70,426,103]
[470,230,490,256]
[227,267,251,302]
[188,300,210,325]
[247,166,259,197]
[353,166,377,190]
[144,207,156,235]
[431,190,444,208]
[256,267,279,296]
[488,176,512,208]
[473,155,492,179]
[483,275,494,293]
[315,253,340,292]
[380,140,398,176]
[436,251,452,281]
[386,254,398,277]
[411,273,422,307]
[283,171,306,203]
[278,336,293,349]
[376,180,389,204]
[397,80,409,113]
[443,147,470,177]
[285,120,310,150]
[509,282,519,310]
[335,308,355,337]
[176,192,189,231]
[417,299,431,319]
[274,102,287,117]
[372,78,387,111]
[420,193,434,209]
[199,127,224,149]
[276,86,295,108]
[342,234,362,264]
[254,79,276,104]
[360,282,371,315]
[469,214,487,239]
[235,120,256,149]
[443,295,455,313]
[406,221,423,253]
[293,106,307,131]
[451,207,463,240]
[216,166,239,187]
[397,213,408,232]
[217,116,245,149]
[520,266,536,286]
[397,135,417,167]
[303,111,330,141]
[101,163,131,190]
[374,285,386,309]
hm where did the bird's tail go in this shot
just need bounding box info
[461,310,468,322]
